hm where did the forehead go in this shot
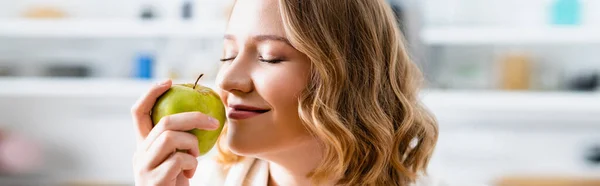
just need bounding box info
[227,0,287,38]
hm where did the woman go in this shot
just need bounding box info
[132,0,439,185]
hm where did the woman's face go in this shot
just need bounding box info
[216,0,313,156]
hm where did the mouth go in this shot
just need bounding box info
[227,104,271,120]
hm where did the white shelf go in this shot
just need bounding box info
[0,77,217,97]
[0,19,225,38]
[421,26,600,45]
[421,89,600,112]
[1,78,598,113]
[421,90,600,129]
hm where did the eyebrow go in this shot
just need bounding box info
[224,34,293,47]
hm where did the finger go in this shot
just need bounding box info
[141,112,220,151]
[176,173,190,186]
[144,131,200,169]
[132,79,172,143]
[154,152,198,183]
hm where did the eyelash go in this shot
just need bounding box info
[219,56,284,64]
[219,57,235,62]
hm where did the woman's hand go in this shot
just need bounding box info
[131,80,220,186]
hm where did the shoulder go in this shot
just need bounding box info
[190,158,481,186]
[189,155,260,186]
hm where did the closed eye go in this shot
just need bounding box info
[220,57,235,62]
[220,56,285,64]
[259,57,284,64]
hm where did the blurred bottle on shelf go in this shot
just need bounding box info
[134,53,154,80]
[44,64,91,78]
[0,63,15,77]
[182,0,194,20]
[140,0,179,21]
[586,145,600,165]
[22,6,67,19]
[550,0,582,25]
[568,70,598,91]
[133,41,158,80]
[499,53,532,90]
[151,0,200,22]
[140,4,158,20]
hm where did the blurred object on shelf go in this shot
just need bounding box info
[44,64,91,77]
[551,0,582,25]
[134,40,158,79]
[0,131,43,175]
[134,52,154,80]
[22,6,68,19]
[140,4,158,20]
[585,145,600,165]
[532,61,564,91]
[499,53,532,90]
[182,0,194,20]
[0,64,16,77]
[443,59,491,89]
[568,70,598,91]
[496,176,600,186]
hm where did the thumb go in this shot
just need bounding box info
[132,79,172,143]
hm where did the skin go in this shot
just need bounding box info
[132,0,333,185]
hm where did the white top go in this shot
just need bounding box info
[190,156,449,186]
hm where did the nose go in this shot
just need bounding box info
[217,55,254,94]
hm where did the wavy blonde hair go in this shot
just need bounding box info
[217,0,438,185]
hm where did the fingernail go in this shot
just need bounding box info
[208,117,220,129]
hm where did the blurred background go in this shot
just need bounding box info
[0,0,598,185]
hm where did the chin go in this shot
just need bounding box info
[225,125,271,156]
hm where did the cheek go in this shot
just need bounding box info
[225,65,311,155]
[254,66,308,113]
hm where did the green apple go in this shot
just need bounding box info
[151,74,226,156]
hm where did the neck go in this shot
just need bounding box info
[258,139,335,186]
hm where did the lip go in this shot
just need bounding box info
[227,104,270,120]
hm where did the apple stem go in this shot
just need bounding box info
[193,74,204,89]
